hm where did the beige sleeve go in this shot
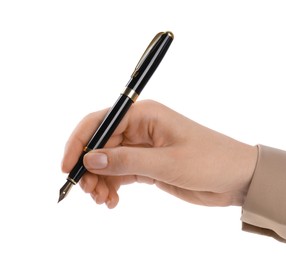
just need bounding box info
[241,145,286,241]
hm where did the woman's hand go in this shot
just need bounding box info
[62,100,257,209]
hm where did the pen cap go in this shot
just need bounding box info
[128,31,174,95]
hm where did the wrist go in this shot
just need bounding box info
[234,144,258,206]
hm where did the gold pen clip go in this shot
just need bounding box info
[131,32,166,78]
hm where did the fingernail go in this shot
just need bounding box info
[91,193,98,202]
[85,152,108,169]
[106,199,111,208]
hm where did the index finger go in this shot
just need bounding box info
[61,100,157,173]
[61,108,109,173]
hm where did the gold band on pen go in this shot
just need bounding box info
[83,146,92,152]
[67,177,77,185]
[121,87,139,102]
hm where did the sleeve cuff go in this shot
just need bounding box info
[241,145,286,241]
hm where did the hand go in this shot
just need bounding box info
[62,100,257,209]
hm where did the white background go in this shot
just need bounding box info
[1,0,286,259]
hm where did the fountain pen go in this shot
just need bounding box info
[58,31,174,203]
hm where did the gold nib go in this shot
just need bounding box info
[58,180,73,203]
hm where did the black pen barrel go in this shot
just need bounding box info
[59,31,174,202]
[67,32,173,184]
[68,94,133,183]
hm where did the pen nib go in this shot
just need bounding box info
[58,180,73,203]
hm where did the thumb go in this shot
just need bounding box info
[83,146,174,181]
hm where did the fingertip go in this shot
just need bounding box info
[61,159,69,173]
[61,147,69,173]
[61,138,87,173]
[90,192,98,203]
[106,200,113,209]
[105,181,119,209]
[106,193,119,209]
